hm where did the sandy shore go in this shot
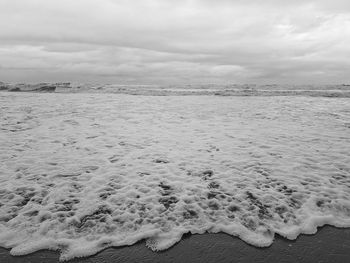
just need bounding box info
[0,226,349,263]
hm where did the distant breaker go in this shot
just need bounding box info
[1,82,350,97]
[0,82,71,92]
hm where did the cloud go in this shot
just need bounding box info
[0,0,349,84]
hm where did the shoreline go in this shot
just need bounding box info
[1,226,349,263]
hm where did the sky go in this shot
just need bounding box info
[0,0,350,84]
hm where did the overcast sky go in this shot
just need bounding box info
[0,0,350,84]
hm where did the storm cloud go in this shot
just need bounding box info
[0,0,349,84]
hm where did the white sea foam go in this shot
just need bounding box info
[0,92,350,261]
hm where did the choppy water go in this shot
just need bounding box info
[0,92,350,260]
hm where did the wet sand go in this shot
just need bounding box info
[1,226,349,263]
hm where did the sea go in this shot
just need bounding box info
[0,85,349,260]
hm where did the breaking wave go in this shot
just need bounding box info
[1,82,350,97]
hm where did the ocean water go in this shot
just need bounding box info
[0,92,350,260]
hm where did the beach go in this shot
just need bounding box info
[1,0,350,261]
